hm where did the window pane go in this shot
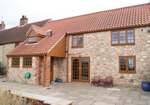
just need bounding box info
[72,59,79,80]
[23,57,32,66]
[78,35,83,46]
[128,58,134,71]
[81,59,89,80]
[29,37,36,42]
[12,57,19,66]
[120,58,126,71]
[120,31,126,43]
[112,32,118,44]
[73,36,77,46]
[127,30,134,43]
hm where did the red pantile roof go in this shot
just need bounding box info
[31,25,47,36]
[0,19,49,44]
[7,3,150,56]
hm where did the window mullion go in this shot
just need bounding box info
[126,57,129,72]
[77,35,78,47]
[126,30,128,44]
[118,31,120,44]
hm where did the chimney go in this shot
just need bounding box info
[0,21,5,30]
[20,15,28,26]
[47,30,52,37]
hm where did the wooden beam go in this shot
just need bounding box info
[66,35,69,83]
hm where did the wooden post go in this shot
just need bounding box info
[67,35,69,83]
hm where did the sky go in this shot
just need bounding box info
[0,0,149,29]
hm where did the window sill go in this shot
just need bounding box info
[111,43,135,46]
[72,46,83,48]
[119,71,136,74]
[23,66,32,68]
[11,66,20,68]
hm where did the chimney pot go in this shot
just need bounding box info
[20,15,28,26]
[0,21,5,30]
[47,30,52,37]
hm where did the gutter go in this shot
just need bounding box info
[67,24,150,35]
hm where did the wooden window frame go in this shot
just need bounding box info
[12,57,20,67]
[28,37,37,43]
[72,35,83,48]
[111,29,135,46]
[23,57,32,68]
[119,56,136,73]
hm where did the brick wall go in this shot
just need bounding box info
[45,56,51,86]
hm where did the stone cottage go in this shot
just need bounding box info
[7,3,150,87]
[0,16,50,67]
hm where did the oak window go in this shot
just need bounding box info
[12,57,20,67]
[23,57,32,67]
[119,56,136,73]
[72,35,83,47]
[112,29,135,45]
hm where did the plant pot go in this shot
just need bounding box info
[55,78,62,83]
[141,81,150,91]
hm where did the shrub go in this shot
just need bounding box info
[0,85,42,105]
[0,66,6,75]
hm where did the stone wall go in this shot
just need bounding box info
[8,56,41,85]
[67,26,150,87]
[0,43,15,67]
[53,57,67,82]
[0,42,21,67]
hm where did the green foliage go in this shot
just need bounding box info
[0,85,42,105]
[0,66,6,75]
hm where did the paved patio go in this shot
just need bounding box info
[0,78,150,105]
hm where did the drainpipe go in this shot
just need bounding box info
[43,54,46,87]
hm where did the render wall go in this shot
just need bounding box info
[0,43,15,67]
[67,26,150,87]
[7,56,39,85]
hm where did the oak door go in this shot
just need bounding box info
[71,57,90,82]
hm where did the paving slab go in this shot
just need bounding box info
[132,100,147,105]
[92,102,115,105]
[110,99,124,104]
[76,100,94,105]
[0,78,150,105]
[125,99,132,104]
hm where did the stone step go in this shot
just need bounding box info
[11,90,73,105]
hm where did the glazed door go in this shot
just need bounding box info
[50,57,54,81]
[72,57,90,82]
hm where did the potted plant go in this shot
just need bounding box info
[141,70,150,91]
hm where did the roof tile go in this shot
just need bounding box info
[7,3,150,56]
[0,19,49,44]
